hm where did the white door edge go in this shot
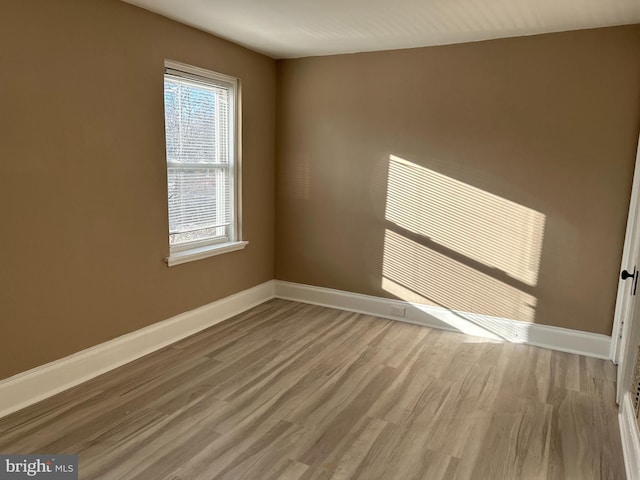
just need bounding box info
[613,133,640,402]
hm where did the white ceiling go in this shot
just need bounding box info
[122,0,640,59]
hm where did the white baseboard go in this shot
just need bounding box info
[620,392,640,480]
[0,280,275,419]
[0,278,612,420]
[274,281,611,359]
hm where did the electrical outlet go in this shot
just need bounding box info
[390,305,406,317]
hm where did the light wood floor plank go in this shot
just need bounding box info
[0,299,625,479]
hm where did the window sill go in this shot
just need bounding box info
[166,241,248,267]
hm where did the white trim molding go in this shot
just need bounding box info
[0,281,275,419]
[0,279,613,420]
[274,281,611,359]
[620,392,640,480]
[166,240,249,267]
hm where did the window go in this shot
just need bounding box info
[163,61,246,266]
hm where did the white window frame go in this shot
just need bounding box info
[163,60,246,267]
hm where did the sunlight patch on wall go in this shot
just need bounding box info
[382,230,537,322]
[382,277,529,342]
[385,155,545,286]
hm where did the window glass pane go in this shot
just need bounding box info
[167,167,231,246]
[164,66,235,251]
[164,77,229,165]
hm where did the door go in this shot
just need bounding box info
[612,134,640,402]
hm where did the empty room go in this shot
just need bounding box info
[2,0,640,479]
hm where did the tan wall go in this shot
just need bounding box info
[276,25,640,335]
[1,2,638,382]
[0,0,276,380]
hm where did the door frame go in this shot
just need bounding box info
[611,134,640,401]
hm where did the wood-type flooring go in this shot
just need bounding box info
[0,299,625,479]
